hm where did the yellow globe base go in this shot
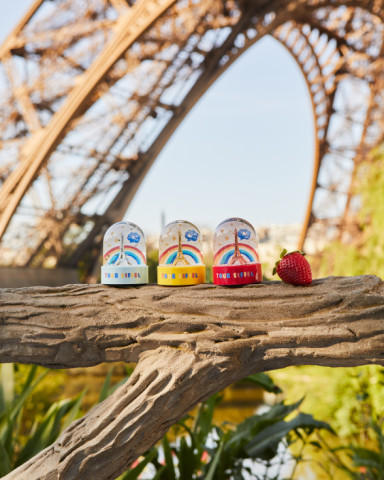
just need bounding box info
[157,265,206,286]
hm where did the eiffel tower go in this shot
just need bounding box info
[114,232,133,266]
[0,0,383,282]
[173,230,189,266]
[229,229,248,266]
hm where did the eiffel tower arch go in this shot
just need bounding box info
[0,0,383,279]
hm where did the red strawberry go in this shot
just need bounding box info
[272,249,312,286]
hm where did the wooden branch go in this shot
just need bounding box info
[1,276,384,479]
[5,347,240,480]
[0,276,383,369]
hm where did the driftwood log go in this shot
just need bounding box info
[1,275,384,479]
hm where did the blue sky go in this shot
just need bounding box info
[2,3,314,234]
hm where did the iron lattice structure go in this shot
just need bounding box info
[0,0,383,276]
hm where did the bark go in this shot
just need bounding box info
[1,275,384,479]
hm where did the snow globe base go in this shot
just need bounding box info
[213,263,262,286]
[101,265,148,285]
[157,265,206,286]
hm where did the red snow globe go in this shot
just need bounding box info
[212,217,262,286]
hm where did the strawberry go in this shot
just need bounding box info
[272,249,312,286]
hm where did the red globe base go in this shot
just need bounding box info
[213,263,262,286]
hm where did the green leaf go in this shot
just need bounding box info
[193,393,221,449]
[98,368,114,403]
[62,389,86,431]
[124,365,135,377]
[162,434,176,480]
[118,449,157,480]
[178,436,196,480]
[107,375,131,398]
[309,440,322,449]
[240,373,282,394]
[0,440,12,476]
[99,368,133,402]
[11,367,47,424]
[0,366,46,458]
[245,412,334,460]
[225,399,304,455]
[350,446,382,469]
[204,439,224,480]
[0,364,14,412]
[15,396,79,466]
[152,466,166,480]
[371,420,384,452]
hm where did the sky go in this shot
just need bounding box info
[1,2,314,235]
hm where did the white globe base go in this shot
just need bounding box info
[101,265,148,285]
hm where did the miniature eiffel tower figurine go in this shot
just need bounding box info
[115,232,133,266]
[173,230,189,266]
[229,228,248,265]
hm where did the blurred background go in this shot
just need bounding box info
[0,1,383,479]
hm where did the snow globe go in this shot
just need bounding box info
[212,217,262,285]
[101,221,148,285]
[157,220,205,286]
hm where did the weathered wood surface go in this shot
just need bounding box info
[1,275,384,480]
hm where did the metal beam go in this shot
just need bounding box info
[0,0,176,240]
[0,0,383,271]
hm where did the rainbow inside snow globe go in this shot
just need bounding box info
[157,220,205,286]
[101,221,148,285]
[212,217,262,285]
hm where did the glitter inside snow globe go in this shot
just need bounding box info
[101,221,148,285]
[157,220,205,286]
[212,217,262,285]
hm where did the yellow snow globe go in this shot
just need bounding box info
[101,221,148,285]
[157,220,205,286]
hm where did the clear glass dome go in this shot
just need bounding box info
[159,220,203,266]
[103,221,146,266]
[213,217,259,266]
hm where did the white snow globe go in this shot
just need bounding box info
[101,221,148,285]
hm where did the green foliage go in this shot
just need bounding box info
[147,249,159,284]
[239,373,282,394]
[0,364,85,476]
[318,146,384,279]
[272,366,384,440]
[346,418,384,479]
[118,377,334,480]
[306,396,384,480]
[1,362,381,480]
[328,372,384,480]
[0,363,133,477]
[278,146,384,478]
[13,364,66,429]
[14,393,85,468]
[333,424,384,480]
[99,365,134,403]
[119,449,159,480]
[271,365,384,479]
[205,264,213,284]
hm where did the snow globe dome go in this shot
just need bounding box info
[157,220,205,286]
[101,221,148,285]
[212,217,262,285]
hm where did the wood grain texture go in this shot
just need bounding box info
[1,276,383,368]
[1,276,384,479]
